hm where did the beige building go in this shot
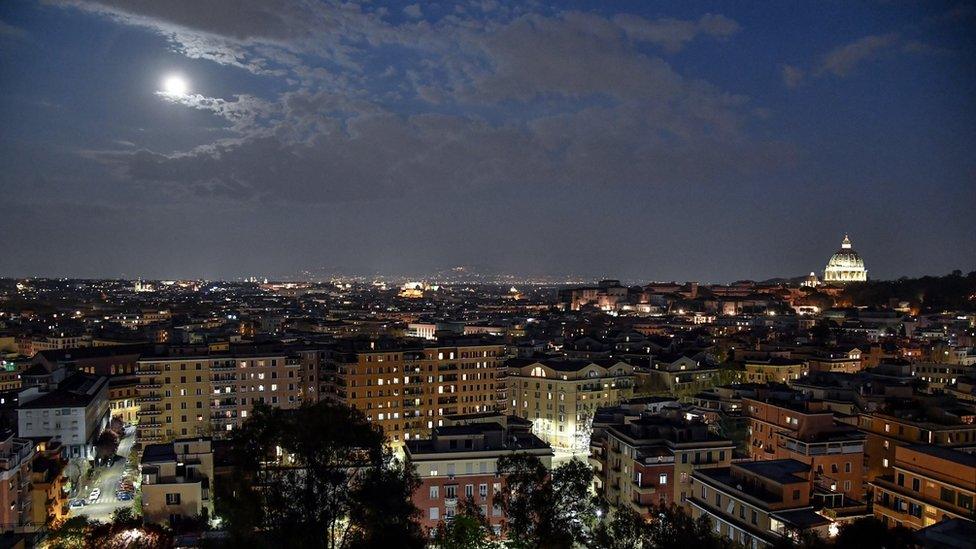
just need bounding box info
[136,352,304,444]
[870,445,975,530]
[328,338,506,445]
[0,432,35,532]
[140,437,214,525]
[743,358,807,384]
[30,444,68,529]
[505,358,634,450]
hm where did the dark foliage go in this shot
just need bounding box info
[841,271,976,312]
[214,400,424,549]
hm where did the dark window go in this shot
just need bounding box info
[682,453,688,464]
[751,510,757,525]
[792,489,801,500]
[940,487,955,505]
[958,493,973,511]
[897,473,904,486]
[912,478,920,492]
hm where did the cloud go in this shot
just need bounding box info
[816,33,899,77]
[781,64,804,88]
[56,2,791,205]
[0,19,27,39]
[403,4,422,19]
[155,92,278,133]
[612,12,740,52]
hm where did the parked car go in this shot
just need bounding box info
[69,499,86,509]
[116,491,133,501]
[88,488,101,503]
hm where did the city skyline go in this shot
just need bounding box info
[2,2,975,281]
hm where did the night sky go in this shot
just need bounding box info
[1,1,974,282]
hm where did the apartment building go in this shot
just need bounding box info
[593,414,734,515]
[805,349,863,374]
[18,335,91,357]
[17,373,110,459]
[857,405,976,482]
[689,460,836,549]
[506,358,634,450]
[328,338,505,444]
[140,437,214,525]
[644,354,721,394]
[743,358,807,384]
[405,416,552,536]
[29,442,68,528]
[744,395,865,501]
[0,432,35,533]
[910,363,973,391]
[109,376,140,424]
[870,445,975,530]
[136,351,304,444]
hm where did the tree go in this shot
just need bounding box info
[643,502,734,549]
[433,497,494,549]
[94,429,120,463]
[345,458,425,548]
[46,512,174,549]
[833,517,916,549]
[215,400,424,549]
[45,515,92,549]
[495,454,598,549]
[589,507,647,549]
[64,457,86,494]
[109,415,126,436]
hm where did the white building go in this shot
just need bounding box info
[17,373,110,459]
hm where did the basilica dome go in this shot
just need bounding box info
[823,235,867,283]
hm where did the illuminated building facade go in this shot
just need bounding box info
[823,235,867,283]
[328,338,506,444]
[505,358,634,450]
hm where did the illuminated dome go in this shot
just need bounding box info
[823,235,867,283]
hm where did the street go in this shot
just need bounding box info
[69,427,138,522]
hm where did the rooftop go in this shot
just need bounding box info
[903,444,976,468]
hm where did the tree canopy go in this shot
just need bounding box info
[215,400,424,549]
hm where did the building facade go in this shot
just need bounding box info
[328,338,505,445]
[870,445,975,530]
[593,414,734,515]
[506,358,634,450]
[405,417,552,537]
[745,396,865,501]
[0,432,35,533]
[140,437,214,525]
[17,373,110,459]
[136,352,304,444]
[690,460,838,549]
[823,235,868,284]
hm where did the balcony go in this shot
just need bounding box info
[632,482,657,495]
[137,408,162,417]
[632,497,655,508]
[136,394,161,402]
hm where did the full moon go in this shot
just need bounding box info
[162,74,188,96]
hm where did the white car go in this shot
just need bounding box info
[88,488,101,503]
